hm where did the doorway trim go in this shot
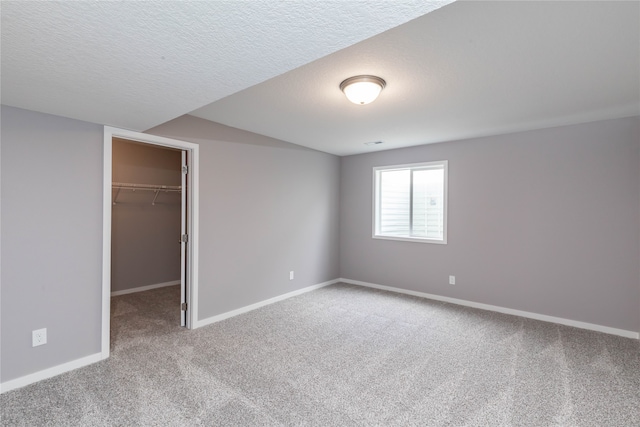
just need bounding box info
[102,126,200,359]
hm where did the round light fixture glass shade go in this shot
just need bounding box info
[340,75,386,105]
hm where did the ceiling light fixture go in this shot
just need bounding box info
[340,75,386,105]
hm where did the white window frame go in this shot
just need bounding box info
[373,160,448,244]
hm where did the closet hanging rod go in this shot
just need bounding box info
[112,182,182,192]
[112,182,182,205]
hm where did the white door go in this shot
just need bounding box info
[180,150,188,327]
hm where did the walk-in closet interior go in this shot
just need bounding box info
[111,138,182,320]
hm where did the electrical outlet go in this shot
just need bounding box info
[32,328,47,347]
[289,271,294,281]
[449,275,456,285]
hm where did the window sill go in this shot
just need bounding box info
[372,235,447,245]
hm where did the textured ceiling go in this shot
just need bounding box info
[1,1,451,131]
[192,1,640,156]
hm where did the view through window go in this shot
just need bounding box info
[374,161,447,243]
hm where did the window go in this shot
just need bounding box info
[373,161,447,243]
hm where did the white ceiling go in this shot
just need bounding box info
[2,1,638,157]
[192,0,640,156]
[1,0,450,131]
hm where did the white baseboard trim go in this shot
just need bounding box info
[111,280,180,296]
[0,352,105,394]
[194,279,339,329]
[340,278,639,340]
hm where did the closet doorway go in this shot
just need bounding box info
[111,139,183,321]
[102,127,199,360]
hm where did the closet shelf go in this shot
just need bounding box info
[112,182,182,205]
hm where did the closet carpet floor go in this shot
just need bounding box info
[1,283,639,426]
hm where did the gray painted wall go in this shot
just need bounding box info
[340,116,640,332]
[1,106,103,382]
[111,139,181,293]
[147,115,341,320]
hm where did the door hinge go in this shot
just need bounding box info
[182,165,188,174]
[181,302,188,311]
[181,234,189,243]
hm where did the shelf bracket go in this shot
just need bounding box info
[113,187,121,205]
